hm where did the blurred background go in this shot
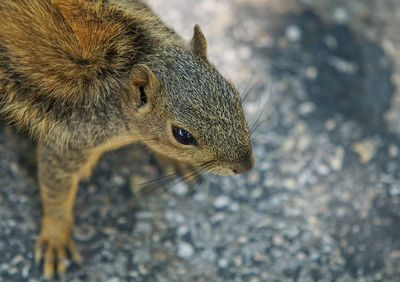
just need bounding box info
[1,0,400,281]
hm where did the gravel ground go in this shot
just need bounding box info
[1,0,400,281]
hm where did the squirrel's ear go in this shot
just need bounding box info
[129,65,160,109]
[130,64,157,88]
[190,24,208,61]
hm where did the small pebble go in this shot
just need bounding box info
[325,119,336,131]
[103,227,118,235]
[317,164,330,175]
[233,256,243,266]
[298,135,312,151]
[135,211,155,220]
[390,185,400,196]
[134,249,151,264]
[238,236,248,244]
[352,225,360,233]
[296,252,306,261]
[285,25,302,42]
[324,34,338,49]
[117,216,127,225]
[390,250,400,259]
[177,225,190,237]
[211,212,226,223]
[229,201,240,212]
[8,267,18,275]
[177,241,194,258]
[329,147,344,170]
[1,263,9,272]
[218,258,229,269]
[298,102,316,116]
[135,222,152,234]
[352,139,376,164]
[6,218,16,227]
[114,253,128,274]
[21,264,30,278]
[253,252,268,262]
[305,66,318,80]
[138,264,148,275]
[389,144,398,157]
[251,188,263,199]
[129,271,139,278]
[249,277,260,282]
[283,178,296,190]
[247,171,260,184]
[111,175,125,186]
[283,138,295,152]
[329,57,358,74]
[333,7,348,23]
[273,236,284,245]
[213,195,232,209]
[9,162,19,175]
[88,184,97,193]
[11,254,24,265]
[374,272,384,281]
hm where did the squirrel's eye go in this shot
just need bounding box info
[172,125,196,145]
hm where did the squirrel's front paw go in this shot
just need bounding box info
[35,233,82,279]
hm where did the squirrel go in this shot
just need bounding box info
[0,0,254,278]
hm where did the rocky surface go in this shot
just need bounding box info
[1,0,400,281]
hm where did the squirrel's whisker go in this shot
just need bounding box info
[241,80,263,104]
[139,160,217,195]
[248,81,277,138]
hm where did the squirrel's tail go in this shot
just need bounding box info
[0,0,134,104]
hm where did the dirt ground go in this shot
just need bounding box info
[1,0,400,281]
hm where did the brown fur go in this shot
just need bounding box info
[0,0,254,278]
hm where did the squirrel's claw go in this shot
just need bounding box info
[67,239,83,266]
[43,245,56,279]
[35,235,82,279]
[34,243,43,265]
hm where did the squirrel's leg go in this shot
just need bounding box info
[35,142,100,279]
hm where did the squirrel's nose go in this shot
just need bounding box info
[231,153,255,175]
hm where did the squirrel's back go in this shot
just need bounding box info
[0,0,178,141]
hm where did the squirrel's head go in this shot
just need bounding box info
[124,25,254,175]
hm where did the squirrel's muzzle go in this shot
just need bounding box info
[230,152,255,175]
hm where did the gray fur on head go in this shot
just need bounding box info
[147,44,252,165]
